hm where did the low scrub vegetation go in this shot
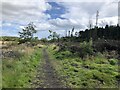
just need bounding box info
[2,44,42,88]
[48,42,119,88]
[1,24,120,88]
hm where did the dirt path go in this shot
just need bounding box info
[31,48,66,88]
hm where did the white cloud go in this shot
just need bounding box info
[1,0,118,38]
[49,18,85,30]
[98,16,118,27]
[2,22,12,26]
[58,1,117,29]
[60,2,117,18]
[2,0,52,24]
[1,0,53,38]
[99,2,118,18]
[36,22,52,30]
[47,0,118,2]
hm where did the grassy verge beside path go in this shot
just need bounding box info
[2,45,43,88]
[47,44,119,88]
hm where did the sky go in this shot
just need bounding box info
[1,0,119,39]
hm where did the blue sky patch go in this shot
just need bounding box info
[45,2,66,19]
[2,21,20,36]
[1,1,117,38]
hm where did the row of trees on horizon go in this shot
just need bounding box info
[61,24,120,42]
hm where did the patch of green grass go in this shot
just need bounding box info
[109,59,118,65]
[2,47,42,88]
[54,50,73,60]
[47,44,118,88]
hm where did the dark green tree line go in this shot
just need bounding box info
[78,24,120,41]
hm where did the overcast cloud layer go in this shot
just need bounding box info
[1,0,118,38]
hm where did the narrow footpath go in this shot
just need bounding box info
[31,48,66,88]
